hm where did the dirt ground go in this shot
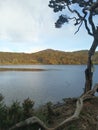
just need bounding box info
[48,97,98,130]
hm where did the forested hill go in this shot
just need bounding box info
[0,49,98,65]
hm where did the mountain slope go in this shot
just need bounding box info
[0,49,98,65]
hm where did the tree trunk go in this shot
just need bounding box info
[84,57,93,93]
[84,29,98,93]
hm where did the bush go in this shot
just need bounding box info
[22,97,35,119]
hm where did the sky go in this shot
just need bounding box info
[0,0,96,53]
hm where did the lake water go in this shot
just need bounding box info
[0,65,98,107]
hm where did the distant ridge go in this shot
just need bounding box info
[0,49,98,65]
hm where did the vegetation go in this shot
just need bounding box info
[0,94,59,130]
[1,92,98,130]
[1,49,98,65]
[0,94,35,130]
[0,0,98,129]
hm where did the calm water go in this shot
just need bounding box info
[0,65,98,107]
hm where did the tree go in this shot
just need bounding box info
[48,0,98,93]
[8,1,98,130]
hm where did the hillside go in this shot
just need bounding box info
[0,49,98,65]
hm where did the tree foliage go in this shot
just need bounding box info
[0,95,35,130]
[48,0,98,36]
[22,98,34,119]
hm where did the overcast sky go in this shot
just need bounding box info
[0,0,95,53]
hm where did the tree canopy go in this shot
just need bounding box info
[48,0,98,36]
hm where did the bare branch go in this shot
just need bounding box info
[67,4,82,19]
[82,8,93,36]
[74,21,83,34]
[88,12,96,34]
[67,4,92,35]
[84,19,93,36]
[9,116,49,130]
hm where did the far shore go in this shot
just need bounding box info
[0,68,46,71]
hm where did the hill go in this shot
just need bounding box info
[0,49,98,65]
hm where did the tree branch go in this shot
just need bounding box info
[67,5,82,19]
[67,4,93,35]
[74,21,83,34]
[84,18,93,36]
[88,12,96,34]
[82,7,93,36]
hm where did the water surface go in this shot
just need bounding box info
[0,65,97,107]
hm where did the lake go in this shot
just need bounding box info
[0,65,98,107]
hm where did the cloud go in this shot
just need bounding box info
[0,0,73,43]
[0,0,54,43]
[0,0,93,53]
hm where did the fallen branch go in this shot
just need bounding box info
[9,83,98,130]
[9,116,49,130]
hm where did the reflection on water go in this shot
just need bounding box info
[0,65,97,107]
